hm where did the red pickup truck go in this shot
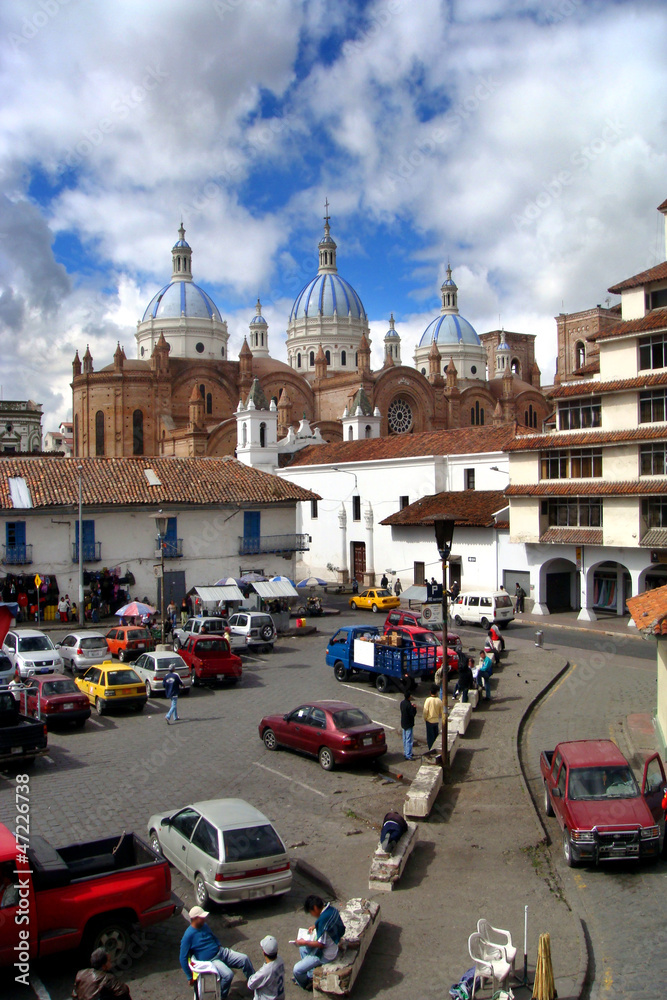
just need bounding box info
[178,634,243,686]
[540,740,666,866]
[0,822,180,969]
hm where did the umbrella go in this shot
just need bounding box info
[296,576,329,588]
[240,572,268,582]
[213,578,240,587]
[532,932,556,1000]
[271,575,295,585]
[115,601,156,617]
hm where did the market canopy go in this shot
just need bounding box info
[400,585,428,603]
[195,585,244,603]
[252,580,299,599]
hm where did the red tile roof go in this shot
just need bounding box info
[506,480,667,496]
[590,308,667,341]
[286,424,516,467]
[0,456,318,510]
[608,263,667,294]
[627,583,667,636]
[539,527,603,545]
[505,426,667,451]
[658,199,667,212]
[569,359,600,377]
[380,490,507,528]
[549,371,667,399]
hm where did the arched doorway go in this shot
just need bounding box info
[540,557,579,612]
[586,560,631,616]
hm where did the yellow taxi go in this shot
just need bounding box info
[349,588,401,613]
[75,661,147,716]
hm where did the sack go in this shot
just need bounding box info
[449,966,477,999]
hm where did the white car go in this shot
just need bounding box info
[227,612,276,651]
[147,798,291,907]
[133,650,192,697]
[172,616,243,651]
[56,631,110,674]
[2,629,65,679]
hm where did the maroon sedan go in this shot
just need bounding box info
[259,700,386,771]
[24,673,91,727]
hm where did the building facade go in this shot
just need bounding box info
[0,401,42,453]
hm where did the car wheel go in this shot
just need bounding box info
[318,747,335,771]
[194,873,210,909]
[480,617,490,630]
[454,615,463,626]
[149,830,162,856]
[544,781,554,817]
[371,604,379,613]
[119,650,126,662]
[83,917,132,966]
[134,702,145,713]
[263,728,278,751]
[375,674,389,693]
[145,681,152,697]
[95,697,106,717]
[261,625,274,641]
[562,828,578,867]
[173,639,181,652]
[334,661,349,682]
[350,601,357,610]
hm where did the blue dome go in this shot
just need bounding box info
[172,239,190,248]
[142,281,221,322]
[418,312,481,347]
[290,273,366,322]
[250,312,268,326]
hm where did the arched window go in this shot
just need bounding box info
[297,354,301,368]
[325,350,331,364]
[259,422,266,448]
[575,341,585,369]
[533,409,538,428]
[309,351,315,366]
[206,393,212,415]
[421,368,426,375]
[355,352,359,367]
[132,409,144,455]
[471,401,484,426]
[511,358,520,374]
[480,408,485,425]
[365,425,371,439]
[341,350,346,366]
[348,426,353,441]
[528,404,535,427]
[199,384,205,399]
[74,414,79,455]
[95,410,105,456]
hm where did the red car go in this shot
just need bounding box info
[178,634,242,686]
[382,623,459,673]
[105,626,155,661]
[259,700,387,771]
[23,673,91,727]
[384,610,461,649]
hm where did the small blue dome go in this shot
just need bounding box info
[290,272,366,322]
[250,312,268,326]
[419,312,481,347]
[172,239,190,248]
[385,327,400,339]
[142,281,221,322]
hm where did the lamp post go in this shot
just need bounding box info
[431,516,456,772]
[149,510,169,644]
[77,464,84,627]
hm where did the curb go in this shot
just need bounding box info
[293,858,338,899]
[518,616,642,641]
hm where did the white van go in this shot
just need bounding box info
[450,591,514,629]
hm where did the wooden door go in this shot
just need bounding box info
[352,542,366,581]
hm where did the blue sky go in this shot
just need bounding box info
[1,0,667,430]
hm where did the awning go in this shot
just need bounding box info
[194,585,244,604]
[401,585,428,602]
[252,580,299,599]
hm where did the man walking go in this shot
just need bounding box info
[515,582,525,613]
[72,947,132,999]
[400,689,417,760]
[422,683,444,750]
[164,662,183,724]
[394,578,402,597]
[247,935,285,1000]
[180,905,254,997]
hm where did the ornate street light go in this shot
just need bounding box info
[427,515,456,772]
[149,510,169,644]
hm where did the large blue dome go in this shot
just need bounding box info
[290,272,366,322]
[418,312,481,347]
[142,281,221,322]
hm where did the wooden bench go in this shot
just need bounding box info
[313,898,381,996]
[368,822,418,891]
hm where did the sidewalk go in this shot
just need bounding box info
[499,607,641,640]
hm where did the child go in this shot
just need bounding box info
[248,936,285,1000]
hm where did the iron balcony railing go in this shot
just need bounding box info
[72,541,102,562]
[2,544,33,565]
[238,533,310,556]
[154,538,183,558]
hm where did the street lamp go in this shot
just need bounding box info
[149,509,169,644]
[430,515,456,772]
[77,464,84,627]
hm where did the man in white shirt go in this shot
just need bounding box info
[248,936,285,1000]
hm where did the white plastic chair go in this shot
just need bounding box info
[477,917,517,974]
[468,931,511,999]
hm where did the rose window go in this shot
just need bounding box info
[388,397,413,434]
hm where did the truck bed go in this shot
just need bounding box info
[28,832,160,889]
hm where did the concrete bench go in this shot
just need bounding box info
[368,822,418,892]
[449,701,472,735]
[313,898,381,996]
[467,688,479,709]
[404,763,443,818]
[428,728,460,764]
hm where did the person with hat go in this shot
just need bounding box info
[180,905,254,997]
[247,935,285,1000]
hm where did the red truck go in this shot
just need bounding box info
[540,740,666,866]
[0,822,180,969]
[178,634,243,686]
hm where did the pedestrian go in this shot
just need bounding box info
[72,947,132,999]
[515,582,526,613]
[454,656,474,703]
[180,905,254,997]
[379,810,408,853]
[247,935,285,1000]
[293,895,345,991]
[478,648,494,701]
[380,573,388,590]
[400,689,417,760]
[58,595,68,623]
[434,659,448,703]
[91,592,100,624]
[449,579,460,601]
[65,594,72,621]
[394,578,402,597]
[180,599,189,627]
[487,624,503,662]
[422,683,444,750]
[164,663,183,724]
[351,577,358,594]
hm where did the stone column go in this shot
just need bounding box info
[338,505,348,584]
[363,502,375,588]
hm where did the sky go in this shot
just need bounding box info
[1,0,666,433]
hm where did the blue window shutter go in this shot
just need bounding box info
[166,517,177,543]
[76,520,95,544]
[244,511,260,538]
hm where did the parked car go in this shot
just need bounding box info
[178,635,243,686]
[227,612,277,651]
[147,798,291,907]
[384,610,461,649]
[56,631,111,674]
[1,629,64,679]
[0,653,13,687]
[75,662,147,716]
[105,625,155,661]
[450,590,514,629]
[0,687,48,766]
[382,623,459,672]
[21,674,92,727]
[541,739,666,866]
[349,589,400,613]
[172,615,240,651]
[133,651,192,697]
[259,700,387,771]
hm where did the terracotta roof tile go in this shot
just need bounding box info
[287,424,516,467]
[569,359,600,377]
[590,308,667,341]
[505,426,667,451]
[627,583,667,635]
[0,456,318,510]
[608,263,667,294]
[506,480,667,496]
[380,490,507,528]
[637,527,667,548]
[549,371,667,399]
[539,527,603,545]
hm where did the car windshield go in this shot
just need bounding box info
[333,708,372,729]
[79,637,107,649]
[18,636,53,652]
[223,824,284,862]
[107,670,141,685]
[496,595,513,608]
[41,679,78,696]
[376,590,391,597]
[568,766,640,800]
[128,629,151,639]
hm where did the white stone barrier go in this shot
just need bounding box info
[368,822,418,892]
[313,898,381,996]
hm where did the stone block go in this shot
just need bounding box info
[313,898,381,996]
[368,822,418,892]
[447,729,459,764]
[403,764,443,818]
[449,701,472,735]
[467,688,479,709]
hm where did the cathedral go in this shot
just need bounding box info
[71,214,549,458]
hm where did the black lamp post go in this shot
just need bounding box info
[432,516,456,772]
[149,510,169,644]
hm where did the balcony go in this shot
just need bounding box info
[238,533,310,556]
[154,538,183,559]
[2,544,33,565]
[72,541,102,562]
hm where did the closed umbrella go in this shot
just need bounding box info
[532,932,556,1000]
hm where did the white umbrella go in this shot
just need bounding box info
[296,576,328,588]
